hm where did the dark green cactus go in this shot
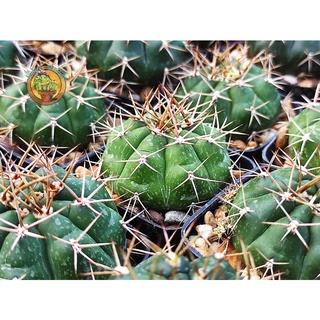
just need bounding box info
[75,40,189,90]
[247,40,320,76]
[109,251,236,280]
[0,163,126,280]
[287,104,320,176]
[229,167,320,280]
[0,68,106,151]
[174,43,282,140]
[0,41,24,76]
[101,86,231,212]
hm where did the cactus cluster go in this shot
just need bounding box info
[0,40,319,281]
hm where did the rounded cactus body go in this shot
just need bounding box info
[0,165,126,280]
[102,116,231,212]
[0,75,106,150]
[178,63,281,139]
[229,167,320,280]
[247,40,320,76]
[75,40,189,88]
[288,105,320,176]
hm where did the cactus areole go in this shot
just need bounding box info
[0,72,106,150]
[0,165,126,280]
[229,167,320,280]
[101,87,231,212]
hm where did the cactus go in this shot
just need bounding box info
[173,43,282,141]
[109,251,236,280]
[0,41,25,81]
[228,166,320,280]
[287,103,320,176]
[75,40,189,94]
[0,59,107,151]
[106,227,236,280]
[101,85,231,213]
[247,40,320,77]
[0,156,126,280]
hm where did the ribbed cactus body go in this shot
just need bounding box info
[0,165,126,280]
[0,75,105,150]
[229,167,320,279]
[288,105,320,175]
[0,41,23,70]
[177,64,281,139]
[75,40,189,88]
[248,40,320,76]
[102,117,231,211]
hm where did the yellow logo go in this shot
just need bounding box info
[27,66,66,105]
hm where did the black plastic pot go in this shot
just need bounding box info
[228,127,279,164]
[181,165,260,259]
[260,131,279,165]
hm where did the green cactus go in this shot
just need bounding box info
[0,162,126,280]
[174,43,282,140]
[101,86,231,212]
[0,41,25,77]
[75,40,189,92]
[0,67,106,151]
[228,167,320,280]
[108,251,236,280]
[287,104,320,176]
[247,40,320,77]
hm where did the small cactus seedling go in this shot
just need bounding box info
[228,166,320,280]
[101,85,232,213]
[172,42,282,141]
[0,146,126,280]
[75,40,190,95]
[287,87,320,176]
[0,53,108,153]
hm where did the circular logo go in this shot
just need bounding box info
[27,66,66,105]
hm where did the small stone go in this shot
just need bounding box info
[204,211,216,226]
[229,139,247,150]
[195,224,213,240]
[164,210,190,225]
